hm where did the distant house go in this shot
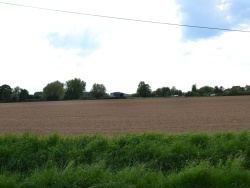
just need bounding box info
[110,92,129,98]
[83,92,90,98]
[245,85,250,91]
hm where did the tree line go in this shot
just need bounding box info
[0,78,107,102]
[41,79,109,101]
[135,81,182,97]
[136,82,250,97]
[0,79,249,103]
[185,84,250,97]
[0,85,30,102]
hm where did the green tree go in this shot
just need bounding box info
[155,87,170,97]
[65,78,86,100]
[214,86,219,94]
[192,84,197,93]
[43,81,65,101]
[214,86,224,95]
[12,86,21,102]
[19,89,29,102]
[162,87,171,97]
[90,83,106,98]
[137,81,151,97]
[155,88,162,96]
[34,92,43,100]
[185,91,195,97]
[171,86,177,95]
[2,89,12,102]
[220,86,224,91]
[198,86,214,96]
[151,91,156,97]
[0,84,12,101]
[177,90,183,96]
[229,86,245,96]
[170,86,182,96]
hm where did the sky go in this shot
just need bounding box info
[0,0,250,94]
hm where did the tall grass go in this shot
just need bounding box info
[0,131,250,187]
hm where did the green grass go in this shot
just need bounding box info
[1,131,250,187]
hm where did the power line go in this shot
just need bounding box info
[0,1,250,33]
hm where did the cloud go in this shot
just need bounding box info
[46,29,100,56]
[176,0,250,41]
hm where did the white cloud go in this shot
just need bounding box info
[46,29,101,57]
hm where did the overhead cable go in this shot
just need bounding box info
[0,1,250,33]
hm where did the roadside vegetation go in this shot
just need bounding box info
[1,131,250,187]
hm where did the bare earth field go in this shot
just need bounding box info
[0,96,250,135]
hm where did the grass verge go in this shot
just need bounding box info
[0,131,250,187]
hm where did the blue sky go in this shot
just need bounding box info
[0,0,249,94]
[177,0,250,40]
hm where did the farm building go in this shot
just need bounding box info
[110,92,125,98]
[110,92,130,98]
[83,92,90,98]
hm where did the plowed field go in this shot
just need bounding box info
[1,96,250,135]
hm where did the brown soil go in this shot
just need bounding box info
[0,96,250,135]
